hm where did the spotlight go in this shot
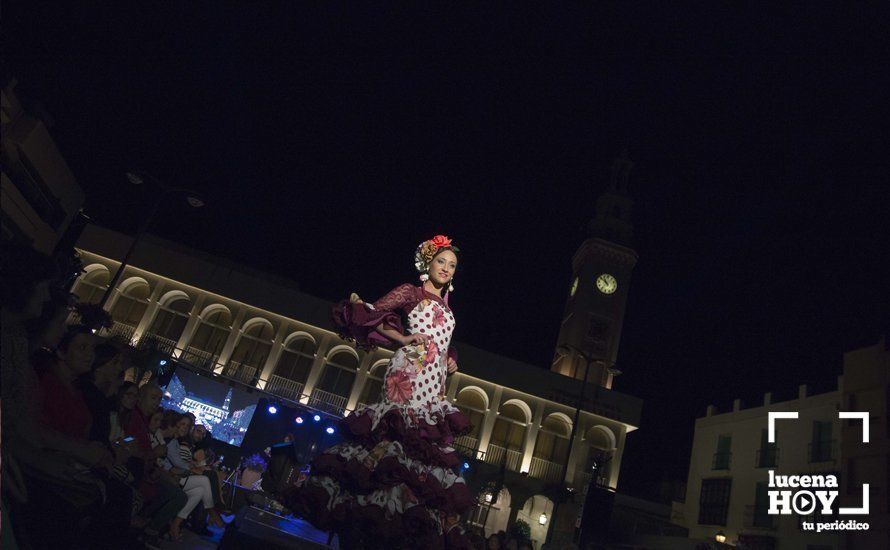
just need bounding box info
[159,360,167,366]
[295,416,304,424]
[462,462,470,470]
[313,414,321,422]
[325,427,335,434]
[268,404,278,414]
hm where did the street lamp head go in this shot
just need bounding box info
[126,172,145,185]
[607,366,623,377]
[187,196,205,208]
[538,512,547,525]
[715,530,726,544]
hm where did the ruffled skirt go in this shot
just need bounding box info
[284,400,474,549]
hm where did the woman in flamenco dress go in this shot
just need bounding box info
[284,235,474,549]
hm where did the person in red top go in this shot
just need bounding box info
[38,326,96,440]
[127,382,188,539]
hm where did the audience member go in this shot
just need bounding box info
[76,341,127,444]
[110,381,138,441]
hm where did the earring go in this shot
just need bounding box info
[448,282,455,292]
[419,273,430,282]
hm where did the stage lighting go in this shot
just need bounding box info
[295,416,304,424]
[463,462,470,470]
[268,404,278,414]
[159,360,167,366]
[313,414,321,422]
[325,427,335,434]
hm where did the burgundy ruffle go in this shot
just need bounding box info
[332,299,403,350]
[341,408,470,468]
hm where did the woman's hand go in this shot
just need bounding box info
[446,356,459,375]
[401,332,431,347]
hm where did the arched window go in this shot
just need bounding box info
[148,296,191,346]
[230,319,275,370]
[188,306,232,356]
[111,279,151,327]
[358,361,387,408]
[533,414,571,464]
[317,350,359,398]
[455,388,487,440]
[583,426,615,487]
[273,336,316,385]
[72,266,110,304]
[491,402,528,453]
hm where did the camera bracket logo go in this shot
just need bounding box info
[765,412,870,532]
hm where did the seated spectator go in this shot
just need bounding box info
[161,413,223,538]
[76,341,127,445]
[38,325,96,442]
[109,381,138,442]
[127,383,188,541]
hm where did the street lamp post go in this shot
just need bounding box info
[97,172,204,310]
[544,343,598,545]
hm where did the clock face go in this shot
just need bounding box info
[570,276,579,297]
[596,273,618,294]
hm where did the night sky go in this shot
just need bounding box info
[5,4,889,498]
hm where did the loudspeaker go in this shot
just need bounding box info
[219,505,333,549]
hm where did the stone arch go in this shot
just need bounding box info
[325,344,360,363]
[457,385,489,411]
[199,303,232,326]
[584,424,617,450]
[118,276,150,298]
[500,398,532,424]
[241,316,275,338]
[81,263,110,283]
[516,494,555,547]
[283,330,317,348]
[158,289,191,308]
[542,412,572,435]
[368,359,389,377]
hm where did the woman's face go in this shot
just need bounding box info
[428,249,457,286]
[121,386,138,410]
[61,333,95,375]
[177,417,192,438]
[148,412,163,432]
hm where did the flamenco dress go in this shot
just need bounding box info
[284,284,474,548]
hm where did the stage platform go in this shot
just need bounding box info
[158,507,337,549]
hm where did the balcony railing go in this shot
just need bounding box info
[104,321,136,342]
[178,347,217,372]
[756,447,779,468]
[483,444,521,472]
[743,505,776,529]
[266,375,305,402]
[808,440,837,463]
[223,361,257,384]
[453,436,482,460]
[308,388,348,415]
[140,333,179,354]
[712,451,732,470]
[529,456,564,483]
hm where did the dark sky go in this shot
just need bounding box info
[5,3,889,498]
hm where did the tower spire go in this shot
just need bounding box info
[587,150,635,246]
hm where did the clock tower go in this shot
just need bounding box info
[552,152,639,389]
